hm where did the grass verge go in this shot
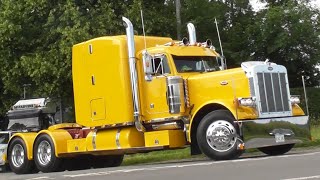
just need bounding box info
[122,148,195,166]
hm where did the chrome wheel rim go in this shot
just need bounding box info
[11,144,25,168]
[206,120,237,152]
[37,140,52,166]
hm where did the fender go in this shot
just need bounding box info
[188,100,236,142]
[35,129,73,157]
[8,133,38,160]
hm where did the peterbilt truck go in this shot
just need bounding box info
[6,17,310,174]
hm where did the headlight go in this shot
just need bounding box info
[238,97,256,107]
[290,95,300,105]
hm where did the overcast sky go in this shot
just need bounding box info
[250,0,320,11]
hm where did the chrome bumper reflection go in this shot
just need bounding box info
[239,116,310,149]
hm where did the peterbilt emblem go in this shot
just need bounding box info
[268,67,273,71]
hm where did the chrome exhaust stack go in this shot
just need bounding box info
[122,16,145,132]
[187,23,197,45]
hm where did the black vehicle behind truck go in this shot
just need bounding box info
[0,98,57,171]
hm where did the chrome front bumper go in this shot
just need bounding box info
[238,116,310,149]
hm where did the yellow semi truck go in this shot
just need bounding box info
[6,17,310,174]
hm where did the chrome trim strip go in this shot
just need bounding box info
[278,72,285,111]
[144,115,190,124]
[116,128,121,149]
[270,72,277,111]
[92,130,97,150]
[262,72,269,112]
[240,116,310,149]
[151,122,182,131]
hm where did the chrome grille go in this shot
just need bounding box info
[249,77,255,97]
[257,72,290,113]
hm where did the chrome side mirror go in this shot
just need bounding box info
[142,51,153,75]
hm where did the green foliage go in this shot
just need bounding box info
[0,0,318,116]
[248,1,320,87]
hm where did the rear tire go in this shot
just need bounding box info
[258,144,294,156]
[197,110,242,160]
[8,138,36,174]
[33,134,62,173]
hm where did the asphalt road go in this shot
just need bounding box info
[2,147,320,180]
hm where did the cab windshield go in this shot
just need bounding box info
[172,55,220,73]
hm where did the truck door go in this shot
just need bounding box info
[140,54,171,120]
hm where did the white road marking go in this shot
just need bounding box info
[63,151,320,178]
[26,176,55,180]
[282,175,320,180]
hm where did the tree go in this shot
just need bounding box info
[0,0,177,114]
[182,0,255,67]
[0,0,122,113]
[248,1,320,87]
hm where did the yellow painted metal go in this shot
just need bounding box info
[187,68,252,119]
[292,104,305,116]
[67,139,87,153]
[118,127,145,149]
[37,130,73,157]
[181,68,253,142]
[137,47,212,121]
[72,36,172,127]
[85,127,144,151]
[236,106,258,119]
[135,50,171,121]
[144,130,186,148]
[166,45,219,57]
[9,133,37,160]
[139,75,172,120]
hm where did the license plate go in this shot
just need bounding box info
[275,133,285,143]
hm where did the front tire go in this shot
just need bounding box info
[33,134,62,173]
[8,138,36,174]
[258,144,294,156]
[197,110,242,160]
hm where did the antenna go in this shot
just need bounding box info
[215,18,226,69]
[140,10,147,50]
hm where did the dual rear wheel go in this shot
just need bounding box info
[8,134,124,174]
[7,138,36,174]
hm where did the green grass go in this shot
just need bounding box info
[311,126,320,139]
[122,126,320,166]
[122,147,195,166]
[296,126,320,148]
